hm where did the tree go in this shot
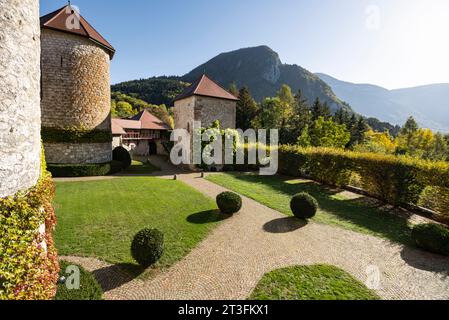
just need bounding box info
[354,129,397,154]
[112,101,136,118]
[252,97,284,129]
[285,89,312,144]
[229,82,239,97]
[311,98,331,121]
[334,108,350,125]
[276,84,295,127]
[297,124,311,147]
[308,117,351,149]
[236,86,259,130]
[401,116,419,136]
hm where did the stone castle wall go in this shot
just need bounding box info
[0,0,41,197]
[41,29,112,164]
[194,96,236,129]
[44,143,112,164]
[174,96,195,132]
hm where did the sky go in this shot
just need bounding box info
[40,0,449,90]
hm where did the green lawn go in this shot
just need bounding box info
[207,173,413,245]
[54,177,222,270]
[122,160,160,175]
[249,265,380,300]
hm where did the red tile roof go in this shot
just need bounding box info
[112,110,170,134]
[174,74,239,102]
[40,5,115,58]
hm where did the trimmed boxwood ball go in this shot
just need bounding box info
[131,228,164,267]
[55,261,103,300]
[216,192,242,215]
[113,146,132,169]
[290,192,318,219]
[411,223,449,256]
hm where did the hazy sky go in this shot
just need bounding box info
[40,0,449,89]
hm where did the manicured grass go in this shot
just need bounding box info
[207,173,413,245]
[122,160,160,175]
[249,265,380,300]
[54,177,221,269]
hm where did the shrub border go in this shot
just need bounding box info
[41,127,112,144]
[0,148,59,300]
[47,161,123,178]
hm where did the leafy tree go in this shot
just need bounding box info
[236,86,259,130]
[276,84,295,127]
[308,117,351,149]
[112,101,136,118]
[252,97,284,129]
[297,124,312,147]
[354,130,397,154]
[311,98,331,121]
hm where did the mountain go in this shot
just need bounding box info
[112,76,189,107]
[181,46,350,113]
[316,73,449,132]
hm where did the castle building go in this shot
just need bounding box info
[174,74,238,133]
[40,5,115,165]
[112,110,170,156]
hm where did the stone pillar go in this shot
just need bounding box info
[0,0,41,197]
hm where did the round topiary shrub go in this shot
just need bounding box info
[55,261,103,300]
[113,146,132,169]
[290,192,318,219]
[411,223,449,256]
[131,228,164,267]
[216,191,242,215]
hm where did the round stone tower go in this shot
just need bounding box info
[40,5,115,165]
[0,0,42,197]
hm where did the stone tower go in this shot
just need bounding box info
[0,0,42,197]
[40,5,115,165]
[174,74,238,133]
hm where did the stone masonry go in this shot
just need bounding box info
[0,0,41,197]
[174,96,236,133]
[41,28,112,164]
[44,143,113,164]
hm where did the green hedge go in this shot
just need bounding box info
[48,161,123,177]
[279,146,449,207]
[42,127,112,144]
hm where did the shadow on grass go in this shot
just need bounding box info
[400,247,449,277]
[263,217,308,234]
[187,210,230,225]
[227,173,413,246]
[92,263,145,293]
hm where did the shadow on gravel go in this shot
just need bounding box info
[187,210,230,224]
[263,217,308,234]
[93,263,145,293]
[400,247,449,277]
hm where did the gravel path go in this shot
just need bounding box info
[60,157,449,300]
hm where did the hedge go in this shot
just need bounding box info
[278,146,449,208]
[41,127,112,144]
[0,147,59,300]
[48,161,123,177]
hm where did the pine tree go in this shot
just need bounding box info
[236,86,259,130]
[229,82,239,98]
[311,98,331,121]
